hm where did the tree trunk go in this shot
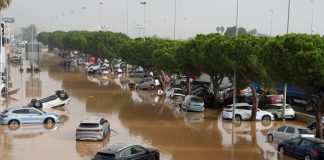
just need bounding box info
[109,61,113,73]
[186,75,191,95]
[251,87,259,121]
[314,96,324,139]
[212,75,224,107]
[159,70,166,91]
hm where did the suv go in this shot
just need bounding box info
[0,108,60,127]
[135,77,160,90]
[222,103,274,121]
[76,117,110,141]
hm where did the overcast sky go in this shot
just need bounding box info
[3,0,323,39]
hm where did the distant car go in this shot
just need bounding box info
[92,143,160,160]
[28,90,70,109]
[10,56,22,63]
[165,88,185,98]
[180,95,205,112]
[277,137,324,160]
[135,77,160,90]
[129,70,144,78]
[267,125,314,143]
[0,108,60,127]
[87,63,109,73]
[76,117,110,141]
[222,103,274,121]
[262,104,296,120]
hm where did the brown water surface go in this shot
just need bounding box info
[0,52,301,160]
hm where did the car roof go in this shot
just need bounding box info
[279,125,309,130]
[227,103,252,107]
[99,143,133,154]
[80,117,102,123]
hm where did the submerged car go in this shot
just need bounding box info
[135,77,160,90]
[76,117,110,141]
[0,108,60,127]
[222,103,274,121]
[262,104,296,120]
[92,143,160,160]
[278,137,324,160]
[267,125,314,143]
[87,63,109,73]
[165,88,185,98]
[28,90,70,109]
[180,95,205,112]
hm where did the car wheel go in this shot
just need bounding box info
[59,92,67,99]
[234,115,242,121]
[304,155,311,160]
[279,146,285,155]
[89,68,93,73]
[262,115,271,121]
[136,86,140,90]
[44,123,55,130]
[151,155,158,160]
[273,114,278,120]
[44,118,55,124]
[151,84,155,90]
[8,120,20,130]
[34,100,42,108]
[1,87,7,95]
[267,134,274,143]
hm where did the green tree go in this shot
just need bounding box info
[0,0,11,10]
[263,34,324,138]
[224,26,247,36]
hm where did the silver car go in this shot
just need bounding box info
[0,108,60,127]
[76,117,110,141]
[135,77,160,90]
[267,125,314,143]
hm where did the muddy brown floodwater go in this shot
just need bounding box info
[0,52,303,160]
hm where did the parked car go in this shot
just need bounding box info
[180,95,205,112]
[28,90,70,109]
[129,70,144,78]
[92,143,160,160]
[277,137,324,160]
[87,63,109,73]
[0,108,60,127]
[135,77,160,90]
[306,121,324,137]
[267,125,314,143]
[165,88,185,98]
[262,104,296,120]
[222,103,274,121]
[76,117,110,141]
[9,56,22,63]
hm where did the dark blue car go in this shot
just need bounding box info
[277,137,324,160]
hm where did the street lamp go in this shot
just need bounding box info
[310,0,315,34]
[126,0,129,35]
[82,6,86,30]
[183,17,187,39]
[70,11,74,31]
[269,10,274,36]
[140,1,146,38]
[232,0,239,123]
[173,0,177,40]
[99,2,103,30]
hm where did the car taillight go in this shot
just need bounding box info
[311,149,319,157]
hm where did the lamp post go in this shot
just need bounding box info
[70,11,74,31]
[310,0,315,34]
[269,10,273,36]
[99,2,103,30]
[82,6,86,30]
[183,17,187,39]
[140,1,146,38]
[232,0,239,123]
[126,0,129,35]
[173,0,177,40]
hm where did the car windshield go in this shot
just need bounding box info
[299,128,313,134]
[79,123,99,128]
[191,97,204,103]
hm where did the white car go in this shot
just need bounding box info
[222,103,274,121]
[28,90,70,109]
[267,125,314,143]
[262,104,295,120]
[165,88,185,98]
[87,63,109,73]
[76,117,110,141]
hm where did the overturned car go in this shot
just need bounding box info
[28,90,70,109]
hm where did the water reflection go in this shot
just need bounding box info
[75,135,110,160]
[0,123,60,138]
[25,72,42,98]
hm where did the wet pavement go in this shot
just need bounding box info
[0,52,302,160]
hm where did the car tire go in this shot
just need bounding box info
[262,115,271,121]
[304,155,311,160]
[136,86,140,90]
[279,146,285,155]
[1,87,7,95]
[234,115,242,121]
[8,120,20,130]
[59,92,68,99]
[151,84,155,90]
[267,134,274,143]
[34,100,43,108]
[44,118,55,124]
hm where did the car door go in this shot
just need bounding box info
[12,109,30,123]
[273,126,287,141]
[283,126,296,140]
[295,139,314,159]
[241,106,252,120]
[285,138,302,155]
[28,109,44,123]
[129,145,150,160]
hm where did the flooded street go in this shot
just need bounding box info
[0,52,303,160]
